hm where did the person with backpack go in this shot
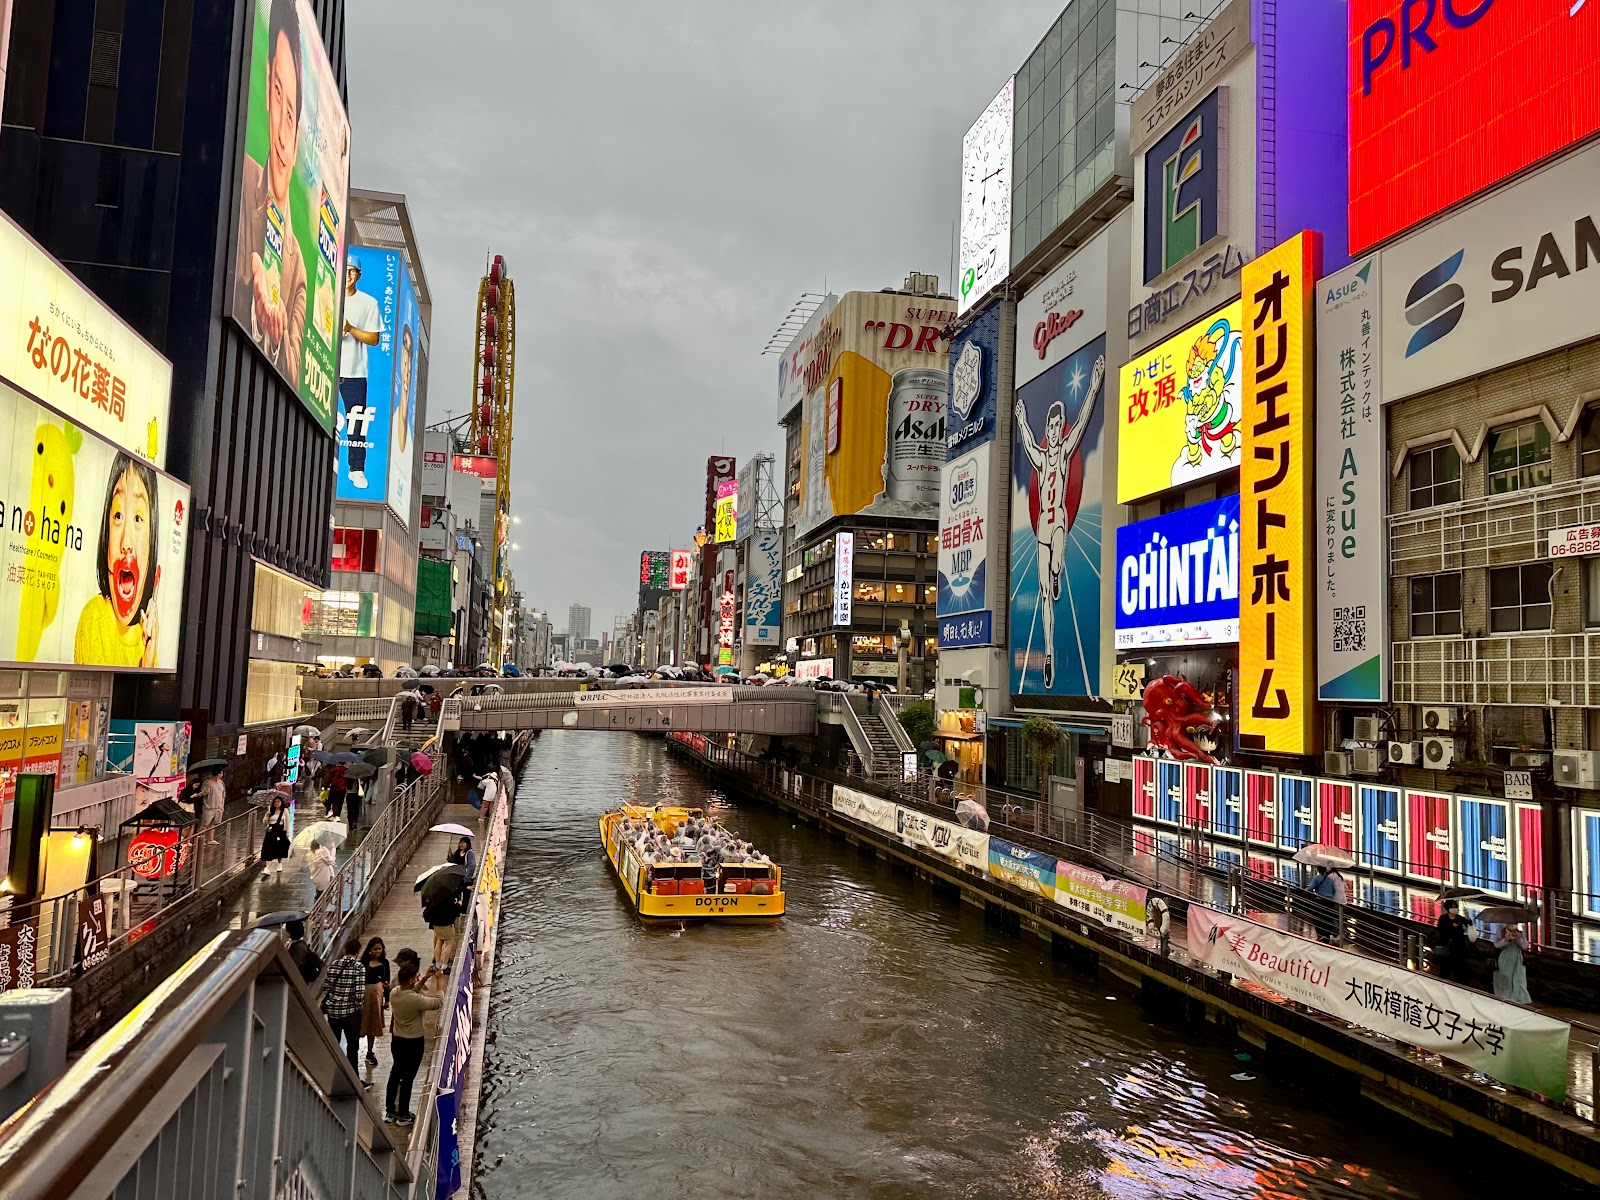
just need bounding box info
[285,919,322,984]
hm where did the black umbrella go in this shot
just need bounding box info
[362,746,396,766]
[189,758,229,774]
[418,684,436,694]
[345,762,377,780]
[417,863,468,906]
[255,910,308,929]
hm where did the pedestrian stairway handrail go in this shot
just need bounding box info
[0,929,413,1200]
[306,752,443,962]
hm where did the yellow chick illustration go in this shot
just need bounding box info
[146,418,160,461]
[16,423,76,661]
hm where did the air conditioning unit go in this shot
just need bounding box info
[1323,751,1352,776]
[1422,735,1456,769]
[1353,747,1385,775]
[1553,749,1600,790]
[1352,716,1383,742]
[1421,706,1457,732]
[1509,751,1551,771]
[1389,741,1422,765]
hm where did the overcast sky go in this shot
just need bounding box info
[347,0,1064,634]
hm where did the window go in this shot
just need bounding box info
[331,527,379,573]
[852,582,886,603]
[1487,421,1551,494]
[1408,444,1461,510]
[1586,559,1600,627]
[1489,563,1553,632]
[1409,573,1462,637]
[1581,406,1600,477]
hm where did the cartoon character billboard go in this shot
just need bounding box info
[1116,299,1243,504]
[0,379,191,671]
[1008,334,1106,695]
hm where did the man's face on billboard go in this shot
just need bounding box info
[266,29,300,203]
[399,337,413,409]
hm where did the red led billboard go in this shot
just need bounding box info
[1348,0,1600,254]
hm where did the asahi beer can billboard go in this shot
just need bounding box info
[883,367,946,508]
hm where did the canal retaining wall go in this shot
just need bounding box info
[667,736,1600,1192]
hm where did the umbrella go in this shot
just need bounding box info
[330,751,362,764]
[955,798,989,831]
[430,822,476,836]
[714,665,740,676]
[309,749,340,764]
[418,683,436,694]
[1474,904,1539,925]
[1438,884,1494,902]
[342,727,373,743]
[292,724,321,738]
[396,666,419,678]
[410,752,433,775]
[292,820,347,850]
[414,862,462,888]
[923,749,948,765]
[419,665,441,676]
[345,762,377,780]
[1292,843,1359,871]
[362,746,396,766]
[254,910,308,929]
[189,758,228,774]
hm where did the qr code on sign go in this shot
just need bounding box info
[1333,605,1367,653]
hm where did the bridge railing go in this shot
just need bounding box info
[0,929,413,1200]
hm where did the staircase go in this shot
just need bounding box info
[842,695,909,778]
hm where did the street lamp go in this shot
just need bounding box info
[896,619,911,694]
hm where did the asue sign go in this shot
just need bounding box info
[1349,0,1600,254]
[1380,139,1600,402]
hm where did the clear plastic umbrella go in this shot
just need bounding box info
[292,821,347,850]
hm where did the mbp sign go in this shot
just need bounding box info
[1349,0,1600,254]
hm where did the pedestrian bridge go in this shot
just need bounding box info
[329,685,821,739]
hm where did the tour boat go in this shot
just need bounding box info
[600,803,785,920]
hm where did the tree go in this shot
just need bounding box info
[898,701,936,749]
[1022,715,1064,804]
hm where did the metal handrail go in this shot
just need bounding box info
[0,929,411,1199]
[838,695,880,777]
[873,693,916,755]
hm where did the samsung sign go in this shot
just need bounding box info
[1114,495,1239,649]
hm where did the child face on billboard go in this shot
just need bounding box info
[107,465,153,626]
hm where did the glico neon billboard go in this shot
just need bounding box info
[1348,0,1600,254]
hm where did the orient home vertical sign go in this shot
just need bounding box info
[832,532,854,626]
[1239,232,1320,755]
[1315,255,1387,701]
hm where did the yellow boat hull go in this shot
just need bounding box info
[600,810,785,921]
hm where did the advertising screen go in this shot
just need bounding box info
[0,213,173,468]
[1238,233,1319,756]
[0,379,191,671]
[1457,795,1512,897]
[1348,0,1600,254]
[451,454,497,480]
[1316,254,1387,701]
[796,292,952,539]
[938,444,990,621]
[1359,783,1403,872]
[639,550,670,591]
[228,0,351,433]
[957,76,1013,317]
[668,549,692,591]
[336,247,420,525]
[832,532,853,627]
[1116,299,1243,504]
[1114,495,1239,650]
[946,304,1000,458]
[713,479,737,544]
[745,531,781,646]
[1008,334,1106,697]
[1406,790,1453,882]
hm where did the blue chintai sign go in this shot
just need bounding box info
[1114,494,1239,650]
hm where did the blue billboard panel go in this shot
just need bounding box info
[1156,759,1183,826]
[1114,495,1240,650]
[1457,796,1511,896]
[1008,334,1106,696]
[337,245,418,517]
[938,610,992,649]
[745,531,781,645]
[1278,775,1315,849]
[1212,766,1243,840]
[1358,784,1403,873]
[946,304,1000,457]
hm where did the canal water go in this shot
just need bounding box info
[475,732,1472,1199]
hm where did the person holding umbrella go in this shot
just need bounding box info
[417,863,466,970]
[260,793,292,879]
[1492,923,1532,1003]
[324,761,349,820]
[1433,899,1473,982]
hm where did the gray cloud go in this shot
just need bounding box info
[347,0,1063,628]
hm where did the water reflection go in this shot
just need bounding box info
[476,732,1462,1199]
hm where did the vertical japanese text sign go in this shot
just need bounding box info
[1239,231,1320,755]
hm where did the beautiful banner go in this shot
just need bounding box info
[832,785,898,834]
[1187,906,1569,1098]
[894,805,989,873]
[1054,861,1148,935]
[987,837,1057,900]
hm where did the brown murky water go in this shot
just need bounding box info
[475,732,1473,1199]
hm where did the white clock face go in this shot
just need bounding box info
[958,77,1015,315]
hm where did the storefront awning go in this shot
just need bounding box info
[937,729,982,741]
[988,717,1108,737]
